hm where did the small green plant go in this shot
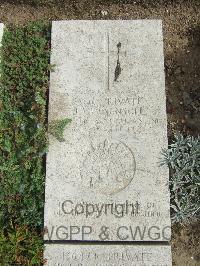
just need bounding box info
[49,118,72,142]
[161,134,200,223]
[0,226,44,265]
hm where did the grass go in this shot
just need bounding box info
[0,21,50,265]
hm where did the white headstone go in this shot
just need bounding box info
[44,244,172,265]
[0,24,4,42]
[44,20,171,241]
[0,24,4,63]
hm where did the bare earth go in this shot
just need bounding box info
[0,1,199,265]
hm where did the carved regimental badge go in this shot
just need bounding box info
[80,139,136,195]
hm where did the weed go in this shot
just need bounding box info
[49,118,72,142]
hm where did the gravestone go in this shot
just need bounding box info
[44,244,172,266]
[44,20,171,242]
[44,19,172,265]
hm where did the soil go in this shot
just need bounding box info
[172,221,200,266]
[0,1,199,265]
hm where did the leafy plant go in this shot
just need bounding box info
[0,226,44,265]
[161,134,200,223]
[0,20,50,265]
[49,118,72,142]
[0,21,50,228]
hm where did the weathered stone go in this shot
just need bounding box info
[0,24,4,58]
[0,24,4,81]
[0,24,3,40]
[44,244,172,265]
[44,20,171,241]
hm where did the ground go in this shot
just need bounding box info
[172,221,200,266]
[0,1,199,265]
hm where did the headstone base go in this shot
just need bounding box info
[44,244,172,266]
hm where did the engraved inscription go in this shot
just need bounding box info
[71,95,147,134]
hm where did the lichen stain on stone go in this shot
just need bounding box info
[49,92,69,121]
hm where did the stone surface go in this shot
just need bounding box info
[0,24,3,41]
[0,24,4,60]
[44,244,172,265]
[44,20,171,241]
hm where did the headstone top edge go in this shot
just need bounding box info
[52,19,163,26]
